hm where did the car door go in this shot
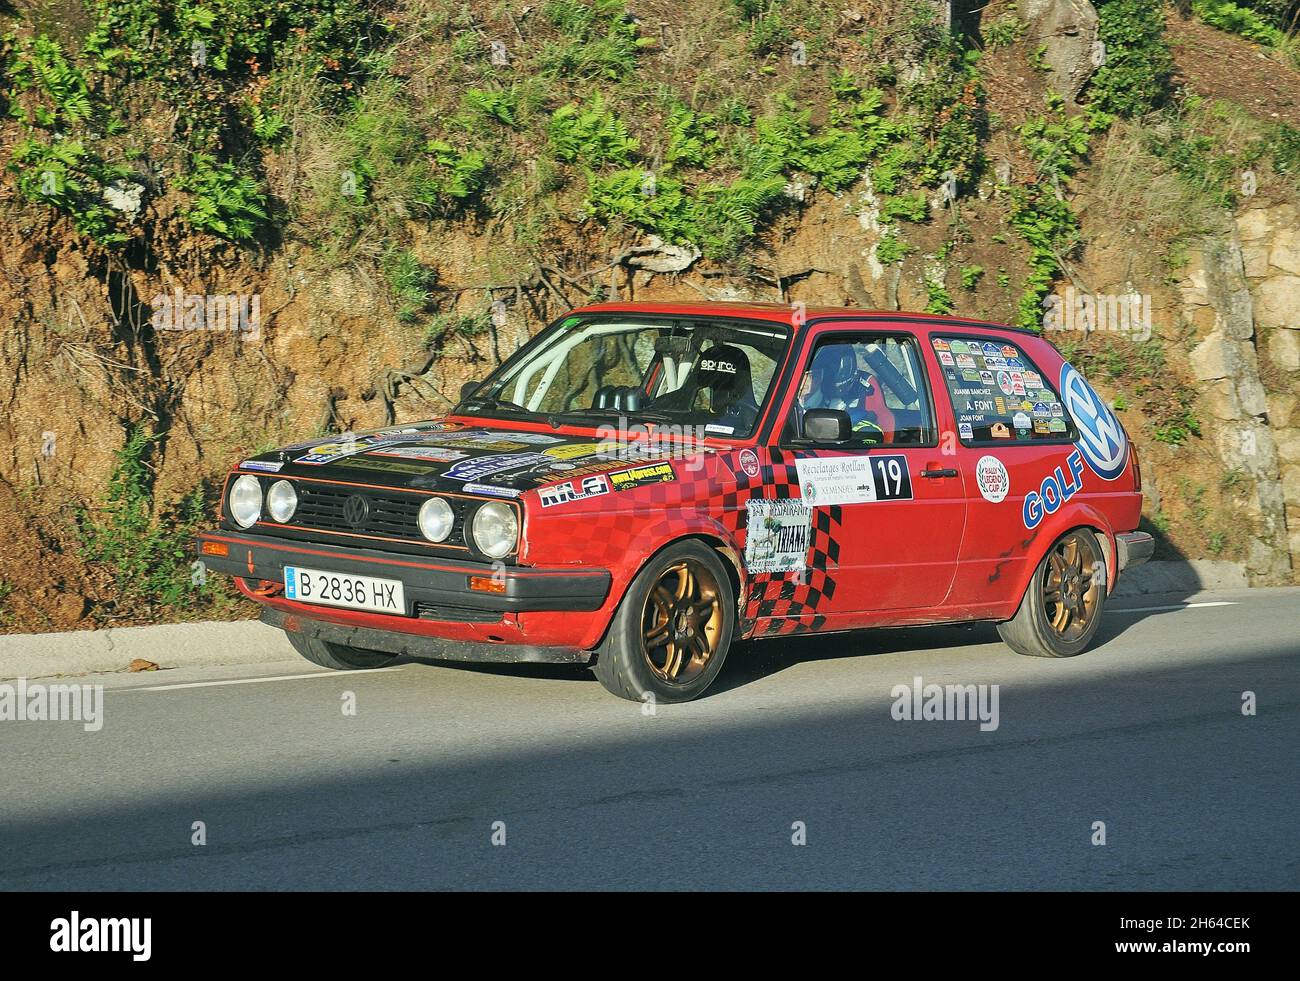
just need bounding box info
[765,325,967,626]
[923,330,1084,618]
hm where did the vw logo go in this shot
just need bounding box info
[1060,363,1128,480]
[342,494,370,527]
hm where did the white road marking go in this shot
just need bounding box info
[133,667,403,692]
[116,601,1242,691]
[1111,601,1238,614]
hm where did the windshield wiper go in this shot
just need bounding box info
[552,406,679,426]
[460,397,555,426]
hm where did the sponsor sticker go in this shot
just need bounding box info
[959,422,974,440]
[738,448,761,478]
[996,371,1014,396]
[955,353,977,369]
[609,462,676,490]
[795,453,913,505]
[745,499,811,575]
[938,351,955,366]
[544,443,602,460]
[240,460,283,472]
[1013,412,1031,430]
[990,422,1011,439]
[962,369,982,383]
[345,457,439,475]
[462,482,522,498]
[539,474,610,507]
[443,452,552,482]
[705,423,736,435]
[950,340,970,354]
[975,455,1010,503]
[366,446,469,462]
[294,435,418,464]
[932,338,951,352]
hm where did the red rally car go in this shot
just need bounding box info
[196,301,1153,702]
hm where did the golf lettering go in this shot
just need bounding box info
[1024,449,1087,530]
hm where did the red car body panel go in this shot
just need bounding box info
[198,301,1144,659]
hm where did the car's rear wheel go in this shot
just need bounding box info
[285,631,397,670]
[997,528,1106,658]
[593,540,735,703]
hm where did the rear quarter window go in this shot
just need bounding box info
[930,335,1076,445]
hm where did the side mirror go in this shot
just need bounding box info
[802,408,852,444]
[459,380,481,402]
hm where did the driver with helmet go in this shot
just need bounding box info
[798,344,885,444]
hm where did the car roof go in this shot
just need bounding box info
[570,300,1034,336]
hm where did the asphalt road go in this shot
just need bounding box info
[1,587,1296,890]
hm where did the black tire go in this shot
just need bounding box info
[593,540,735,703]
[997,528,1106,658]
[285,630,397,670]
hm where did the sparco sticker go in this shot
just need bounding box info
[975,455,1010,503]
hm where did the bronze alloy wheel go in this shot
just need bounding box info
[640,558,724,685]
[1041,530,1101,642]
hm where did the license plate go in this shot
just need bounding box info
[283,566,405,614]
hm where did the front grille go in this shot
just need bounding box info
[414,602,503,623]
[294,485,424,541]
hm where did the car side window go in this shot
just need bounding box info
[930,335,1075,444]
[784,334,936,446]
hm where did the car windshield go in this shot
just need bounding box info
[462,316,791,438]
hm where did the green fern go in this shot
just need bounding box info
[179,154,269,241]
[549,94,639,166]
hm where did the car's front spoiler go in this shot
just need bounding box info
[261,606,593,665]
[1116,531,1155,571]
[195,530,611,615]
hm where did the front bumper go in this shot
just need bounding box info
[195,530,611,616]
[262,606,592,664]
[1116,531,1155,571]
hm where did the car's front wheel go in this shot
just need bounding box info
[285,631,397,670]
[593,540,735,703]
[998,528,1106,658]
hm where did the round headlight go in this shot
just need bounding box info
[266,480,298,523]
[229,474,263,529]
[418,497,455,542]
[471,501,518,559]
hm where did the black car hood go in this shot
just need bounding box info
[235,420,682,495]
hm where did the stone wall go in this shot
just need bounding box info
[1180,205,1300,583]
